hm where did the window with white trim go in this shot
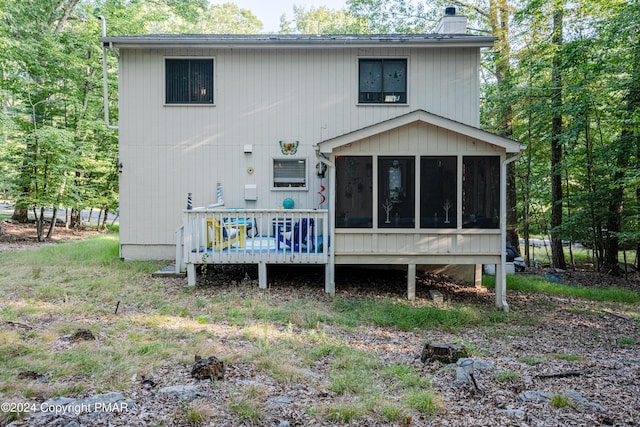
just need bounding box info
[273,159,307,189]
[359,58,407,104]
[165,58,214,104]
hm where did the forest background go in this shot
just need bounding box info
[1,0,638,276]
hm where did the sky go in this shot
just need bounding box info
[211,0,349,32]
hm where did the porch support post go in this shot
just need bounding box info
[258,262,267,289]
[495,262,504,308]
[326,150,336,297]
[176,225,185,273]
[407,264,416,300]
[325,262,335,296]
[187,263,196,286]
[498,153,520,312]
[474,264,483,288]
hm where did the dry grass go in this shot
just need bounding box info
[1,234,639,426]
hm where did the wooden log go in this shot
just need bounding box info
[535,369,592,379]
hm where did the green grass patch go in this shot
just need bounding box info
[382,364,430,389]
[551,353,583,362]
[229,398,262,421]
[483,274,640,304]
[325,401,371,423]
[406,390,441,416]
[518,355,545,366]
[379,403,411,423]
[551,394,572,409]
[333,298,505,331]
[493,369,521,383]
[616,337,636,346]
[329,348,379,395]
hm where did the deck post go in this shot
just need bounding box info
[325,262,335,296]
[494,262,503,308]
[176,225,184,273]
[187,263,196,286]
[474,264,482,288]
[258,262,267,289]
[407,264,416,300]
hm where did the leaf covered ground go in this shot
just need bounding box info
[0,221,638,426]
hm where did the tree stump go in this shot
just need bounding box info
[191,355,225,381]
[421,341,469,364]
[70,328,95,342]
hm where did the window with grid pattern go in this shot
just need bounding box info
[165,59,214,104]
[358,59,407,104]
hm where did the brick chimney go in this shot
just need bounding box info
[435,7,467,34]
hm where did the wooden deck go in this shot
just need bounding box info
[179,209,330,288]
[177,208,507,308]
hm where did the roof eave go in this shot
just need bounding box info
[99,35,497,50]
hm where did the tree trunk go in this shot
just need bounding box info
[101,207,109,231]
[550,2,566,270]
[34,207,46,242]
[70,208,81,229]
[46,207,58,239]
[12,204,29,223]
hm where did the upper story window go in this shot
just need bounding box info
[165,59,214,104]
[273,159,307,189]
[358,58,407,104]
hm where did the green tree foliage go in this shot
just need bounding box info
[347,0,432,33]
[511,0,639,271]
[280,5,366,34]
[0,0,219,238]
[199,3,262,34]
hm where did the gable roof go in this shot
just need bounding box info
[101,33,497,49]
[316,109,526,153]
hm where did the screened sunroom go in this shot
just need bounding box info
[317,109,524,309]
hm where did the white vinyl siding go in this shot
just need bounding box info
[118,46,483,259]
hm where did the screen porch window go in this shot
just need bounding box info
[462,156,500,228]
[273,159,307,188]
[420,156,457,228]
[165,59,214,104]
[378,157,415,228]
[335,156,373,228]
[359,59,407,104]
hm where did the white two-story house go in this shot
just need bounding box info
[100,10,524,310]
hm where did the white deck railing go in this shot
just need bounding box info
[182,209,329,266]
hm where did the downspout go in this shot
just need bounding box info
[498,151,522,312]
[314,145,336,296]
[98,16,118,131]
